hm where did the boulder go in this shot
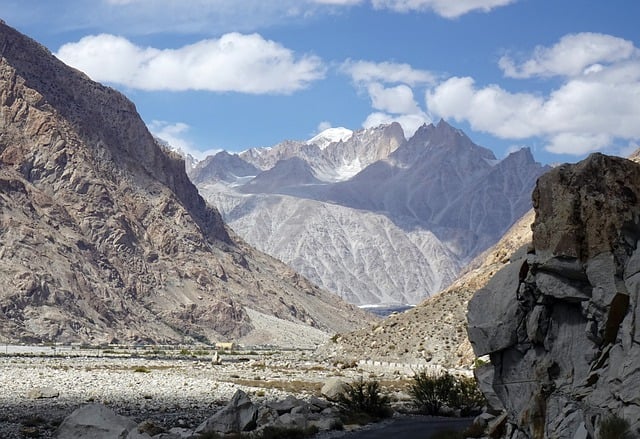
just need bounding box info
[27,386,59,399]
[321,377,349,401]
[467,154,640,438]
[266,395,306,415]
[55,404,151,439]
[195,389,258,434]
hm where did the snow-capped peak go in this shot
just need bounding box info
[307,127,353,149]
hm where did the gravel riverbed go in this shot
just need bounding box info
[0,347,410,438]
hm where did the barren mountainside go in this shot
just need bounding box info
[195,120,546,306]
[0,21,371,346]
[321,209,535,369]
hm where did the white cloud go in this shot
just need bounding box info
[342,60,436,86]
[426,73,640,155]
[499,32,637,78]
[425,32,640,156]
[367,83,420,114]
[545,132,611,155]
[148,120,219,160]
[370,0,516,17]
[340,59,435,136]
[316,121,333,132]
[55,33,325,94]
[363,111,430,137]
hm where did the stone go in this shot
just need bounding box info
[266,395,305,415]
[211,351,222,365]
[321,377,349,401]
[55,404,151,439]
[276,412,307,429]
[195,389,258,434]
[27,386,59,399]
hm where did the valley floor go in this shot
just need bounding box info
[0,345,420,438]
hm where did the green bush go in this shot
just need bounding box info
[599,415,631,439]
[409,371,484,416]
[338,378,392,423]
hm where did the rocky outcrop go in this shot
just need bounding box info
[0,21,371,345]
[467,153,640,438]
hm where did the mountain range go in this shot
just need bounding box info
[192,120,548,305]
[0,20,371,346]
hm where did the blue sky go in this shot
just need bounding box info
[4,0,640,164]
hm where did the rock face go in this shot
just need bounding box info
[195,121,547,306]
[0,21,371,345]
[467,153,640,438]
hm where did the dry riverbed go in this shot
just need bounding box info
[0,345,418,438]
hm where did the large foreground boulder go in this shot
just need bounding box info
[56,404,151,439]
[468,154,640,439]
[195,389,258,434]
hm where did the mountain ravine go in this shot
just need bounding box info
[0,20,372,347]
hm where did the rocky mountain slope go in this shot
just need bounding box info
[321,209,534,368]
[468,153,640,438]
[193,120,547,306]
[200,184,460,305]
[0,20,371,346]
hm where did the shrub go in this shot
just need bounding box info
[409,371,484,416]
[337,378,392,423]
[133,366,151,373]
[599,415,631,439]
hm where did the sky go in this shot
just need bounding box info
[3,0,640,164]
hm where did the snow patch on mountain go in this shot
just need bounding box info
[307,127,353,149]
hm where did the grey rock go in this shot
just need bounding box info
[321,377,349,401]
[195,389,258,434]
[276,412,307,429]
[266,395,305,415]
[55,404,151,439]
[27,386,59,399]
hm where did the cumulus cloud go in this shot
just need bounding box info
[367,83,421,114]
[425,32,640,156]
[340,60,434,135]
[426,69,640,155]
[499,32,637,78]
[55,33,325,94]
[370,0,516,17]
[342,60,436,86]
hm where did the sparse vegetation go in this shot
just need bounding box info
[133,366,151,373]
[337,378,392,424]
[599,415,631,439]
[409,371,484,416]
